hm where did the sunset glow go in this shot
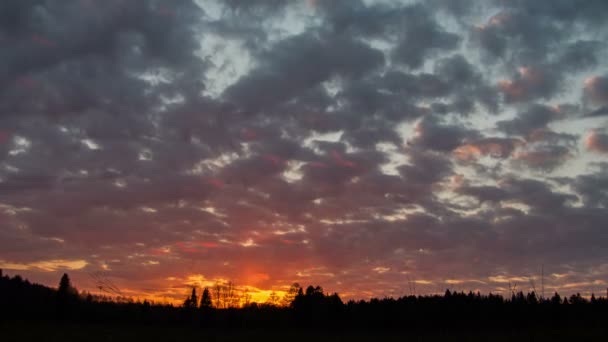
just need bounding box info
[1,0,608,307]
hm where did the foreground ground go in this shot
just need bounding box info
[2,321,607,342]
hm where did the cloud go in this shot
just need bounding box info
[584,76,608,106]
[409,115,479,152]
[390,5,461,69]
[512,145,573,171]
[498,66,561,102]
[0,259,87,272]
[496,104,562,137]
[2,0,608,301]
[454,137,523,161]
[223,31,384,114]
[585,130,608,154]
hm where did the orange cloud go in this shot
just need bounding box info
[0,259,87,272]
[498,79,525,99]
[498,66,548,102]
[585,130,608,153]
[454,138,522,161]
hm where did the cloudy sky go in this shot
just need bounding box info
[1,0,608,303]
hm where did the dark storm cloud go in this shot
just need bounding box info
[2,0,608,300]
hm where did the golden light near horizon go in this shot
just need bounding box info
[1,0,608,304]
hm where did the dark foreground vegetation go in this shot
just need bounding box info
[2,270,608,341]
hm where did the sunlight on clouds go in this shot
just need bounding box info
[0,259,88,272]
[561,280,606,289]
[373,267,390,274]
[303,131,343,153]
[187,152,239,175]
[240,238,258,247]
[281,160,304,183]
[82,138,101,150]
[488,275,530,284]
[446,279,488,285]
[376,142,405,176]
[162,274,289,305]
[197,31,253,98]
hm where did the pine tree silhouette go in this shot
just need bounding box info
[56,273,77,316]
[183,287,198,309]
[200,287,212,309]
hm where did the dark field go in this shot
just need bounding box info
[3,321,608,342]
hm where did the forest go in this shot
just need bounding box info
[1,270,608,341]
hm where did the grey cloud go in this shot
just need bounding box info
[574,164,608,208]
[512,144,573,172]
[496,104,561,137]
[390,5,460,69]
[584,75,608,106]
[409,115,480,152]
[2,0,608,299]
[585,130,608,154]
[316,1,460,69]
[223,31,384,114]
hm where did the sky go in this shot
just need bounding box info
[1,0,608,304]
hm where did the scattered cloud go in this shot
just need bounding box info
[1,0,607,302]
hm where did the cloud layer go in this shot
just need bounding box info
[1,0,607,302]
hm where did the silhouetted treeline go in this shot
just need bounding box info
[1,270,607,333]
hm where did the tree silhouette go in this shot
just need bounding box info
[58,273,76,295]
[183,287,198,309]
[267,291,280,306]
[281,282,301,307]
[2,270,608,336]
[200,287,212,309]
[56,273,78,316]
